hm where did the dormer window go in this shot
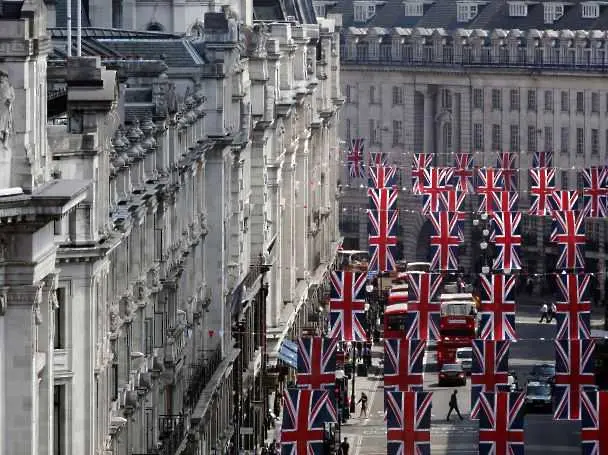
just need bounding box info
[457,2,479,22]
[544,2,564,23]
[354,1,377,21]
[508,1,528,16]
[404,0,424,16]
[582,2,599,18]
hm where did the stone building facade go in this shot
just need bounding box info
[338,26,608,292]
[0,2,341,455]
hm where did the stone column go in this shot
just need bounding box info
[281,157,295,303]
[267,176,281,326]
[423,88,435,155]
[295,134,309,279]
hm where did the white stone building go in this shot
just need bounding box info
[0,1,342,455]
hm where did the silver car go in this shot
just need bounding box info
[455,347,472,374]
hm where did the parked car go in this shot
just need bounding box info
[530,363,556,384]
[455,347,472,374]
[438,363,467,386]
[524,380,552,413]
[507,371,519,392]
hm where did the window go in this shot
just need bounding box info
[527,90,536,111]
[509,125,520,151]
[491,89,502,110]
[354,4,368,21]
[591,92,600,113]
[370,119,379,143]
[345,85,352,103]
[561,91,569,112]
[473,88,483,109]
[510,89,520,111]
[591,128,599,154]
[544,90,554,111]
[473,123,483,150]
[314,4,326,17]
[576,127,584,155]
[345,119,352,142]
[544,126,553,152]
[457,2,478,21]
[393,120,403,145]
[392,86,404,105]
[561,170,569,189]
[404,0,424,15]
[508,1,528,16]
[560,127,569,154]
[441,89,452,110]
[370,86,376,104]
[491,124,502,151]
[582,2,599,18]
[54,288,65,349]
[544,3,564,23]
[576,91,585,113]
[527,126,537,152]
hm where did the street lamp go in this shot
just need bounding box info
[349,341,356,414]
[480,241,490,274]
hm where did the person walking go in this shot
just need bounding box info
[447,389,464,421]
[539,302,549,323]
[340,437,350,455]
[357,392,368,418]
[548,302,557,323]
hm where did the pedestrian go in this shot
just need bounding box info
[357,392,368,418]
[340,437,350,455]
[526,276,534,295]
[539,302,549,323]
[548,302,557,322]
[269,439,278,455]
[446,389,463,421]
[260,444,268,455]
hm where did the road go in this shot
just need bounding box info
[338,301,583,454]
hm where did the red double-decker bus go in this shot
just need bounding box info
[383,303,409,339]
[387,283,409,306]
[436,295,477,367]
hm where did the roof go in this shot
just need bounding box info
[49,27,178,39]
[329,0,608,30]
[254,0,317,22]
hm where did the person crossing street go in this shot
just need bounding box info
[539,302,550,323]
[447,389,464,421]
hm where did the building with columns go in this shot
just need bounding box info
[0,1,342,455]
[323,0,608,294]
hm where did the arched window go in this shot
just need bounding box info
[146,22,164,32]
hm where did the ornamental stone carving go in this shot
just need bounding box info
[134,280,147,305]
[33,283,43,325]
[109,301,123,335]
[0,69,14,146]
[0,287,7,316]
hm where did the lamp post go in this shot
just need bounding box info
[349,341,356,414]
[365,283,374,338]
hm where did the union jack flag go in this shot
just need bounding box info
[471,340,510,419]
[487,190,518,215]
[551,210,586,270]
[496,152,518,191]
[581,389,608,454]
[411,153,434,195]
[490,211,522,271]
[478,273,517,341]
[554,273,591,340]
[452,152,475,193]
[529,167,556,216]
[439,189,466,240]
[296,337,338,389]
[346,138,365,178]
[477,391,525,455]
[533,151,553,168]
[384,338,426,392]
[405,272,443,340]
[553,339,596,420]
[368,164,398,189]
[368,187,399,273]
[280,388,337,455]
[581,166,608,218]
[477,167,504,212]
[420,168,452,214]
[428,211,462,271]
[551,190,579,212]
[386,390,432,455]
[329,271,367,341]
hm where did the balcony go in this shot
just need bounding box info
[183,345,223,411]
[53,349,72,379]
[156,414,185,455]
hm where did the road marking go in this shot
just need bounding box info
[353,434,364,455]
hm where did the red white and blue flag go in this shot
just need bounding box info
[553,338,596,420]
[386,390,432,455]
[478,273,517,341]
[452,152,475,193]
[405,272,443,340]
[439,190,466,240]
[529,167,556,216]
[581,389,608,455]
[533,151,553,168]
[485,190,518,215]
[490,211,522,271]
[551,210,586,270]
[296,337,338,390]
[554,273,591,340]
[477,167,504,213]
[280,388,337,455]
[471,340,511,419]
[477,391,525,455]
[368,163,397,189]
[551,190,579,212]
[496,152,518,191]
[329,271,367,342]
[368,188,399,273]
[420,167,452,214]
[428,211,461,271]
[346,138,365,178]
[384,338,426,392]
[411,153,434,195]
[581,166,608,218]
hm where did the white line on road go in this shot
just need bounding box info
[353,434,363,455]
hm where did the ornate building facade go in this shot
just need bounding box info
[0,1,341,455]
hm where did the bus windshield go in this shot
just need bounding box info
[385,314,408,331]
[441,302,474,316]
[441,327,474,337]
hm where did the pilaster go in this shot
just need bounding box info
[423,88,435,155]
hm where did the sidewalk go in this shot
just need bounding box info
[517,292,606,330]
